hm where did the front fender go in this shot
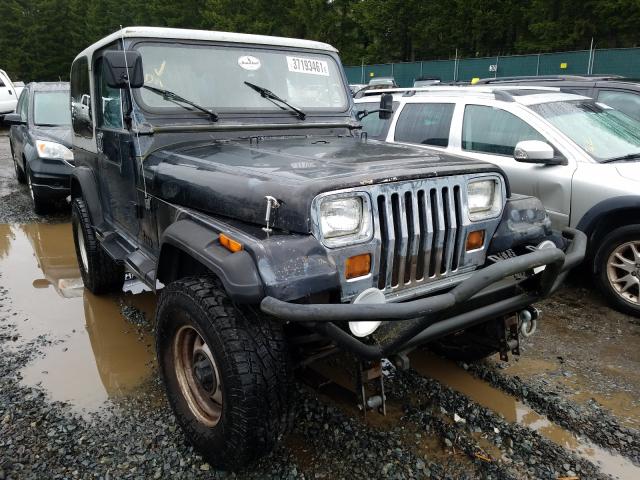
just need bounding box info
[157,219,264,303]
[70,167,104,227]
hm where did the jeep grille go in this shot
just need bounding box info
[374,180,465,293]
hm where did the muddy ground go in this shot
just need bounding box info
[0,127,638,479]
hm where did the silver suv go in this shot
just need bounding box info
[356,86,640,316]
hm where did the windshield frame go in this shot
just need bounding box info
[32,89,71,127]
[530,99,640,163]
[128,39,352,121]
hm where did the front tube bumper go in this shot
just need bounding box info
[260,228,586,359]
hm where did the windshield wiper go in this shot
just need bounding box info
[142,85,219,122]
[244,81,306,120]
[601,153,640,163]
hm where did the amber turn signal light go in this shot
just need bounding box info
[219,233,243,253]
[345,253,371,279]
[466,230,485,251]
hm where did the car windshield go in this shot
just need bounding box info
[33,91,71,126]
[134,42,348,115]
[530,100,640,162]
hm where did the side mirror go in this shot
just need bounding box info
[3,113,24,125]
[514,140,565,165]
[379,93,393,120]
[103,50,144,89]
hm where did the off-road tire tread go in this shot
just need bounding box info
[156,276,292,469]
[71,198,124,294]
[593,224,640,317]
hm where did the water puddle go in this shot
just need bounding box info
[410,350,639,480]
[0,223,157,413]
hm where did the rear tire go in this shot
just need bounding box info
[156,277,292,469]
[594,225,640,317]
[71,197,124,294]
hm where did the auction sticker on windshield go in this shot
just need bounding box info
[238,55,261,70]
[287,56,329,76]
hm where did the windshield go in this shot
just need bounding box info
[134,42,348,115]
[530,100,640,162]
[33,91,71,126]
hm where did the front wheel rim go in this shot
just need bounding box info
[173,325,223,427]
[606,240,640,306]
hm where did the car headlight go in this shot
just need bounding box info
[318,194,373,247]
[467,178,502,221]
[36,140,74,162]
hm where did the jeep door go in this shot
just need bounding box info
[93,54,139,240]
[0,71,17,114]
[451,101,577,229]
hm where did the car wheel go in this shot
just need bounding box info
[10,145,26,184]
[71,197,125,294]
[594,224,640,317]
[156,277,292,469]
[26,165,49,214]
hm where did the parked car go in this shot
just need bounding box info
[414,76,441,87]
[475,75,640,121]
[369,76,398,87]
[5,82,73,213]
[69,27,584,468]
[349,83,367,96]
[355,86,640,316]
[0,70,24,120]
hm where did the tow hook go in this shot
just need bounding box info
[518,307,540,338]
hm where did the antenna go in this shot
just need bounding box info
[119,25,149,206]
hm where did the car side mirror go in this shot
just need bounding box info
[103,50,144,89]
[514,140,565,165]
[379,93,393,120]
[3,113,24,125]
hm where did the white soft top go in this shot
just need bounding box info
[74,26,338,62]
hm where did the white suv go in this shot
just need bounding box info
[0,69,23,119]
[355,86,640,316]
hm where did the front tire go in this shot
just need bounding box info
[71,197,124,294]
[10,145,26,184]
[156,277,291,469]
[26,165,50,214]
[594,225,640,317]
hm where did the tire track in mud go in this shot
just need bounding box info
[405,350,639,479]
[467,361,640,465]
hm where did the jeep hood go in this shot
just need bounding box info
[146,136,502,233]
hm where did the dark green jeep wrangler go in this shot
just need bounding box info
[69,27,585,468]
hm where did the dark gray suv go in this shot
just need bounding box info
[6,82,73,213]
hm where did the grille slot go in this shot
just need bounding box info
[376,181,465,294]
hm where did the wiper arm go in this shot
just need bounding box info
[142,85,219,122]
[601,152,640,163]
[244,81,306,120]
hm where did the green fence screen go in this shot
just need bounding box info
[344,47,640,87]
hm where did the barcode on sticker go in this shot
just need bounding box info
[287,56,329,76]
